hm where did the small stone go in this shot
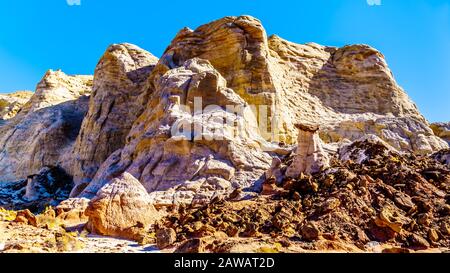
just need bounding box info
[175,238,207,253]
[408,234,430,249]
[428,229,439,242]
[14,210,37,227]
[300,222,321,241]
[440,222,450,235]
[417,213,432,226]
[321,197,341,214]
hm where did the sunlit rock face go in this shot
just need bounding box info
[0,70,92,182]
[431,122,450,145]
[286,124,330,178]
[72,15,447,205]
[0,91,33,120]
[70,43,159,194]
[1,16,447,208]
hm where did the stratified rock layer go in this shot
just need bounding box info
[76,16,447,205]
[0,70,92,182]
[0,91,33,120]
[431,122,450,145]
[70,44,159,191]
[80,58,273,205]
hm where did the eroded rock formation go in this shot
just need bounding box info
[79,58,273,205]
[70,44,159,193]
[0,91,33,120]
[285,124,330,178]
[72,15,447,205]
[431,122,450,145]
[85,172,162,240]
[0,70,92,182]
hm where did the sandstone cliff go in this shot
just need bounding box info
[0,91,33,121]
[70,44,158,195]
[0,15,447,204]
[0,70,92,182]
[75,16,447,206]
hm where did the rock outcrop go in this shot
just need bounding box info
[285,124,330,178]
[70,44,159,193]
[0,70,92,182]
[0,91,33,120]
[79,58,273,205]
[431,122,450,145]
[159,16,443,152]
[85,172,161,240]
[73,16,446,205]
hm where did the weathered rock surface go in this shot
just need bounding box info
[322,117,448,155]
[72,15,447,205]
[70,44,159,191]
[161,136,450,252]
[431,122,450,145]
[85,172,161,240]
[160,16,442,153]
[286,124,330,178]
[0,70,92,182]
[0,91,33,120]
[79,58,273,205]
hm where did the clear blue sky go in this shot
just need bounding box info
[0,0,449,121]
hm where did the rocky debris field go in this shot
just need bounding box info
[149,138,450,253]
[1,137,449,253]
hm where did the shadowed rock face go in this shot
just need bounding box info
[70,44,159,191]
[0,70,92,182]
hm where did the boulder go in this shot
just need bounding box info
[156,228,177,249]
[85,172,161,240]
[55,198,90,226]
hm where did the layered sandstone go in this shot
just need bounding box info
[431,122,450,145]
[74,16,447,205]
[159,16,444,152]
[0,91,33,120]
[70,44,158,194]
[79,58,273,205]
[0,70,92,182]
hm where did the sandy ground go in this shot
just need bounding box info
[0,221,160,253]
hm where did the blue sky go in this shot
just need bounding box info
[0,0,449,121]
